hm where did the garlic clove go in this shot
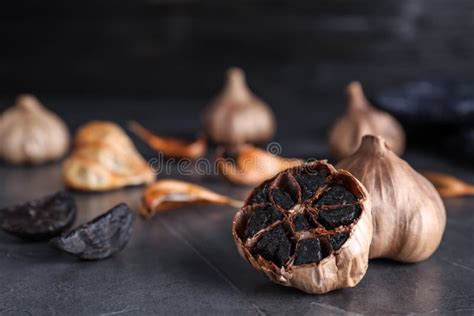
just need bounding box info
[216,145,303,186]
[73,120,135,150]
[337,135,446,262]
[232,161,372,294]
[202,67,276,146]
[0,94,70,165]
[329,82,406,160]
[63,121,155,192]
[0,191,76,241]
[141,179,244,218]
[128,121,207,160]
[51,202,134,260]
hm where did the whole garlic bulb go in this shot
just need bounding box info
[202,67,276,146]
[0,94,70,165]
[337,135,446,262]
[329,82,405,160]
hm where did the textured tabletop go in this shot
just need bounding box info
[0,96,473,315]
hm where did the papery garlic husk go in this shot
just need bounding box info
[329,82,406,160]
[216,145,303,186]
[128,121,207,160]
[421,171,474,198]
[0,94,70,164]
[141,179,243,218]
[232,161,372,294]
[202,67,276,146]
[337,135,446,262]
[63,121,155,191]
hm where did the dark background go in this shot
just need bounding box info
[1,0,474,100]
[1,0,474,162]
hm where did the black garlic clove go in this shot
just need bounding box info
[271,188,296,210]
[294,167,328,200]
[317,205,362,229]
[329,232,349,251]
[293,213,316,232]
[245,204,283,239]
[294,238,323,266]
[313,185,357,207]
[0,191,76,241]
[51,203,134,260]
[247,182,270,204]
[252,224,293,267]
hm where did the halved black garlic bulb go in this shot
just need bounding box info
[51,203,134,260]
[232,161,372,294]
[0,191,76,241]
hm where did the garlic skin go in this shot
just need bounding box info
[128,121,207,160]
[0,94,70,165]
[216,145,303,186]
[329,82,405,160]
[141,179,243,218]
[337,135,446,262]
[202,67,276,146]
[421,171,474,198]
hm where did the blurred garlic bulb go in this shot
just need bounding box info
[337,135,446,262]
[329,82,405,160]
[202,67,276,146]
[0,94,70,164]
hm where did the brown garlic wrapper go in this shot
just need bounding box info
[202,67,276,146]
[232,161,372,294]
[421,171,474,198]
[141,179,243,218]
[216,145,303,186]
[63,121,155,191]
[337,135,446,262]
[128,121,207,160]
[329,82,406,159]
[0,94,70,164]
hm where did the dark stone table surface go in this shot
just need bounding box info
[0,96,473,315]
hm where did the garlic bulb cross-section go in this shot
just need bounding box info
[202,67,276,146]
[232,161,372,294]
[329,82,406,160]
[337,135,446,262]
[0,94,70,165]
